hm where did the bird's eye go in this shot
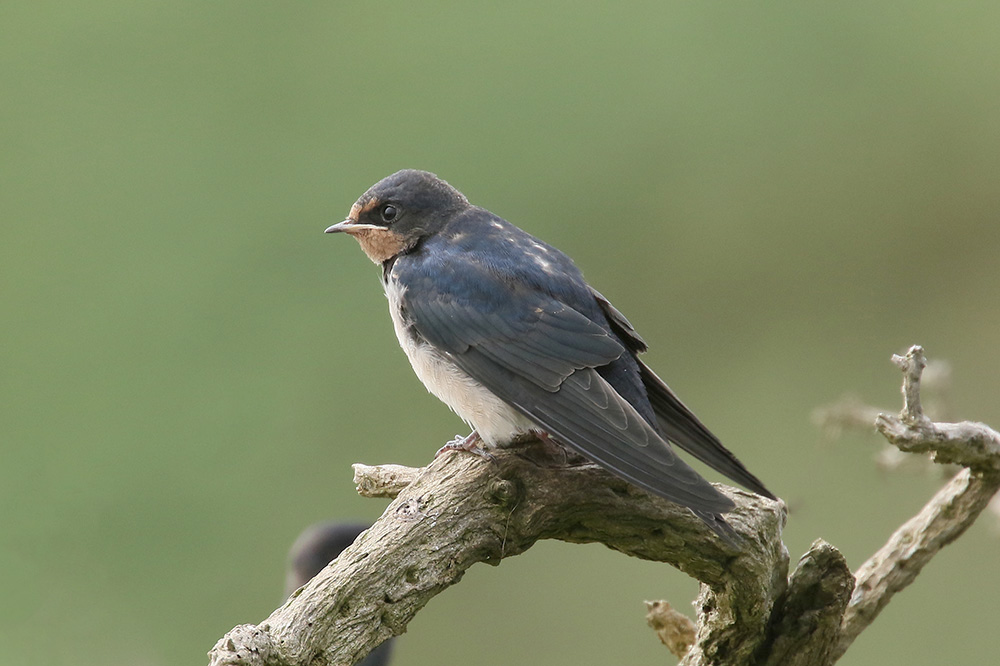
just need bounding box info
[380,204,397,223]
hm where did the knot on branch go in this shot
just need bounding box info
[485,476,520,507]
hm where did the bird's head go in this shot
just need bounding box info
[326,169,469,264]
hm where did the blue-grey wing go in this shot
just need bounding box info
[590,287,774,499]
[397,258,735,519]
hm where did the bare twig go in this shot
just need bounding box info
[875,347,1000,472]
[352,463,418,498]
[645,600,696,658]
[832,346,1000,660]
[893,345,929,423]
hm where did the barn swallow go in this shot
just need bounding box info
[326,169,774,542]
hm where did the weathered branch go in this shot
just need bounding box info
[209,440,786,666]
[831,346,1000,660]
[209,345,998,666]
[834,467,1000,660]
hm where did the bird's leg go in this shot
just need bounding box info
[435,431,497,463]
[529,429,570,465]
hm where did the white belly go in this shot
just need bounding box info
[384,277,533,446]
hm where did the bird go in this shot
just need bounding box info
[284,522,394,666]
[326,169,774,542]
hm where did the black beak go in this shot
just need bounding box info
[325,219,385,234]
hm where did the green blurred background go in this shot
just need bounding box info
[3,2,998,664]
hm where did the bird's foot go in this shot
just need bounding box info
[435,431,497,464]
[526,430,585,466]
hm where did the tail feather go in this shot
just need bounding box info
[639,360,776,500]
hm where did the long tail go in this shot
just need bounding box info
[638,360,775,500]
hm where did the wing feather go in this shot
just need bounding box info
[393,246,740,540]
[400,274,736,519]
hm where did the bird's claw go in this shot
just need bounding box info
[435,431,497,465]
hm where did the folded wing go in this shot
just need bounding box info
[401,268,737,532]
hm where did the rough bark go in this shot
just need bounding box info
[208,346,999,666]
[209,440,787,666]
[762,540,854,666]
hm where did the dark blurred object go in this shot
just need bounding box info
[284,521,367,595]
[285,522,394,666]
